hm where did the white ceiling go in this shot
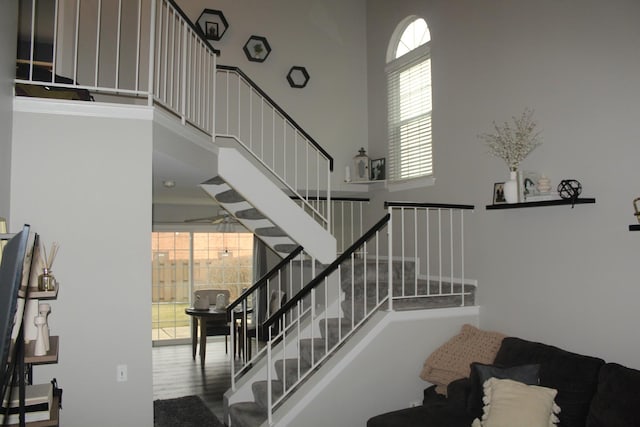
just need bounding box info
[151,117,221,210]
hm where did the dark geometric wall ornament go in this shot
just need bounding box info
[196,9,229,41]
[286,66,310,88]
[243,35,272,62]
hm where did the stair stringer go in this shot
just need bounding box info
[270,306,481,427]
[204,147,336,264]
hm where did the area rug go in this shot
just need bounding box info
[154,395,224,427]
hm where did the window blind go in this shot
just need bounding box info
[387,48,432,181]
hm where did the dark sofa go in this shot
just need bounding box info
[368,337,640,427]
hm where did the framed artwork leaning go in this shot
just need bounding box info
[493,182,506,204]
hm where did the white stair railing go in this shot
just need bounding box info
[16,3,335,233]
[215,65,333,231]
[15,0,218,138]
[385,202,476,310]
[293,197,369,254]
[231,202,476,422]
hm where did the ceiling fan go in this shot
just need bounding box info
[184,210,239,229]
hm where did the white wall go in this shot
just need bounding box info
[366,0,640,368]
[10,101,153,427]
[283,308,480,426]
[0,0,18,222]
[176,0,369,191]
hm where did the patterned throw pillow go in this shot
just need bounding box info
[467,362,541,418]
[472,378,560,427]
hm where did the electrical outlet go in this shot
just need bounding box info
[117,364,128,382]
[409,401,421,408]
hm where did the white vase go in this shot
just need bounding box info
[34,315,47,356]
[503,171,518,204]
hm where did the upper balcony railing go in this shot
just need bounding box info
[15,0,218,138]
[16,0,334,231]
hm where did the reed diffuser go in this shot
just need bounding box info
[38,241,59,292]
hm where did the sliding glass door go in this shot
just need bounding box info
[151,231,253,344]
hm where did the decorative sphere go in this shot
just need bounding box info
[557,179,582,199]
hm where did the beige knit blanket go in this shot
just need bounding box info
[420,324,506,395]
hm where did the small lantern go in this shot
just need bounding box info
[352,147,370,182]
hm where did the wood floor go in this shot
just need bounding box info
[152,338,234,423]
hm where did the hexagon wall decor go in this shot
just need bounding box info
[287,66,310,88]
[196,9,228,41]
[243,35,272,62]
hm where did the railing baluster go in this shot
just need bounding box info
[73,0,80,86]
[115,0,122,89]
[94,0,102,86]
[135,0,141,92]
[52,0,59,80]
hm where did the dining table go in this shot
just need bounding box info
[184,306,229,367]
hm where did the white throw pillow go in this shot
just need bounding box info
[471,378,560,427]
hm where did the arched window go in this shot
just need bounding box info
[386,17,432,182]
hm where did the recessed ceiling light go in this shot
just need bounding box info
[162,180,176,188]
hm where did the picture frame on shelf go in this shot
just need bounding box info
[493,182,506,204]
[521,170,541,201]
[205,22,219,40]
[370,158,386,181]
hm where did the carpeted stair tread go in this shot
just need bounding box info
[252,380,284,410]
[214,189,245,203]
[201,176,226,185]
[236,208,267,220]
[300,337,337,366]
[274,243,299,254]
[228,401,267,427]
[274,358,311,387]
[318,317,353,341]
[255,226,288,237]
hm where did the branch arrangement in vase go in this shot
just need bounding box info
[478,108,542,171]
[41,241,60,271]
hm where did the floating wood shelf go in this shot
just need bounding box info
[9,336,59,365]
[486,198,596,210]
[629,224,640,231]
[19,285,59,300]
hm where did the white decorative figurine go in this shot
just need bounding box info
[38,303,51,351]
[34,315,47,356]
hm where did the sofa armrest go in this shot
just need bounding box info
[422,385,447,407]
[446,377,472,410]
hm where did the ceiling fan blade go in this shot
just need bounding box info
[184,213,239,224]
[184,215,221,223]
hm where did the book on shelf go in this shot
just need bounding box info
[1,382,53,423]
[3,382,52,408]
[524,193,558,202]
[3,407,51,424]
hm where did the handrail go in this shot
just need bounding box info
[165,0,220,56]
[292,196,370,203]
[264,214,391,328]
[384,201,475,210]
[217,64,333,171]
[226,245,304,315]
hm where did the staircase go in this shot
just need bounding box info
[12,3,477,423]
[225,205,476,426]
